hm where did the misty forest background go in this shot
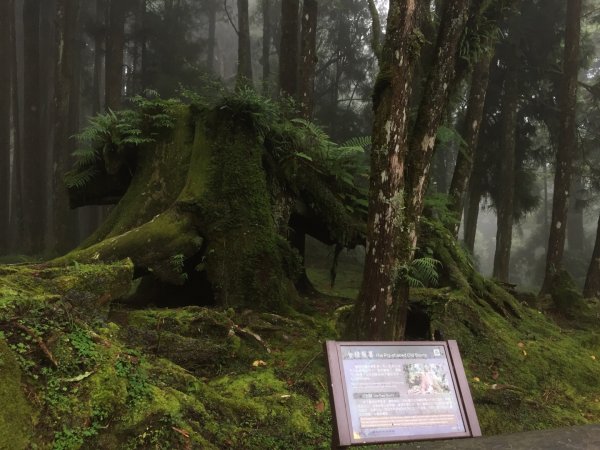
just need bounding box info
[3,0,600,296]
[4,0,600,448]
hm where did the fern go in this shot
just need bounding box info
[64,167,99,189]
[340,135,371,151]
[217,86,279,137]
[407,257,441,288]
[71,148,99,168]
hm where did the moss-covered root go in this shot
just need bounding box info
[54,210,202,285]
[0,260,133,317]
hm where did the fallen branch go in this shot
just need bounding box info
[12,321,59,367]
[230,324,271,353]
[295,351,320,380]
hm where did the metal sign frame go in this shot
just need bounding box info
[325,340,481,448]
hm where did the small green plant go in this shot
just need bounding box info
[169,254,188,282]
[115,354,151,406]
[395,256,442,288]
[67,329,99,362]
[65,96,179,189]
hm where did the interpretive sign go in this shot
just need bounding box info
[325,340,480,448]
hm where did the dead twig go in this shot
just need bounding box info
[12,321,59,367]
[295,351,321,381]
[230,324,271,353]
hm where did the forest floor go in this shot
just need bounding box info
[1,241,600,449]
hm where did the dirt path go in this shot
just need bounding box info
[400,424,600,449]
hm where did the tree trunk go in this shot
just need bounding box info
[22,0,45,254]
[463,181,482,253]
[207,0,216,75]
[279,0,299,98]
[0,0,11,253]
[93,0,106,114]
[261,0,271,95]
[354,0,471,340]
[236,0,253,87]
[8,0,22,250]
[567,174,584,253]
[583,214,600,298]
[541,0,581,294]
[130,0,145,96]
[52,0,81,254]
[105,0,126,110]
[298,0,317,119]
[448,53,492,235]
[492,51,519,283]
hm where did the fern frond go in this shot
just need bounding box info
[409,257,441,287]
[64,167,98,189]
[341,135,371,150]
[71,148,99,167]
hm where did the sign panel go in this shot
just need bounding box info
[325,341,480,448]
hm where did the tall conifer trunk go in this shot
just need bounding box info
[261,0,271,94]
[105,0,126,110]
[584,214,600,298]
[493,51,519,283]
[8,0,22,250]
[541,0,581,294]
[567,175,584,253]
[0,0,11,253]
[93,0,106,114]
[207,0,217,75]
[236,0,253,87]
[448,53,492,236]
[298,0,317,119]
[52,0,81,253]
[22,0,45,253]
[279,0,299,98]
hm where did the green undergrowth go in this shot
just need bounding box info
[1,257,600,449]
[0,261,334,449]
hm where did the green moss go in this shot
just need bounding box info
[80,106,194,248]
[0,340,32,449]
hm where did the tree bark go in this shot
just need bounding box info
[130,0,145,96]
[261,0,271,94]
[583,214,600,298]
[463,180,482,253]
[492,51,519,283]
[567,174,584,253]
[279,0,299,98]
[8,0,23,250]
[0,0,11,253]
[207,0,217,75]
[105,0,126,110]
[448,53,492,236]
[236,0,253,87]
[354,0,471,340]
[60,106,297,311]
[93,0,106,114]
[52,0,81,254]
[22,0,45,253]
[541,0,581,294]
[298,0,317,119]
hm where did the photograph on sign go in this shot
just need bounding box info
[326,341,480,447]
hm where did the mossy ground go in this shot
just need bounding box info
[1,254,600,449]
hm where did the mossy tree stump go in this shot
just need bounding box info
[59,92,365,310]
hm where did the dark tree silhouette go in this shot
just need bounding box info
[541,0,581,295]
